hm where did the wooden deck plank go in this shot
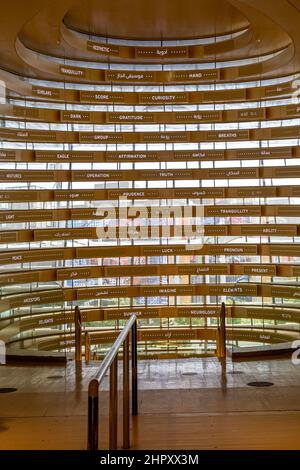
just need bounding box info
[1,358,300,449]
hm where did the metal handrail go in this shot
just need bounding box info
[87,314,138,450]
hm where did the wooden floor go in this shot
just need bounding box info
[1,358,300,449]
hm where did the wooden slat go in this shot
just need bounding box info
[0,146,296,163]
[1,165,300,182]
[0,243,299,266]
[2,281,300,312]
[2,125,300,143]
[3,260,300,286]
[3,102,300,124]
[0,203,298,226]
[0,223,298,244]
[0,186,298,206]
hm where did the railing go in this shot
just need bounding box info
[87,314,138,450]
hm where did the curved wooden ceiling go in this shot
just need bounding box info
[63,0,249,40]
[0,0,296,78]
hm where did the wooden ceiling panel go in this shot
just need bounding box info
[63,0,249,40]
[0,0,296,80]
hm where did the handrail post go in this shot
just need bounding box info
[131,321,138,416]
[109,356,118,450]
[123,335,130,449]
[85,332,91,361]
[75,305,82,362]
[86,315,137,450]
[87,379,99,451]
[218,302,227,359]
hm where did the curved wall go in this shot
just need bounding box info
[1,0,300,358]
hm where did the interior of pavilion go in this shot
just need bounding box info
[1,0,300,452]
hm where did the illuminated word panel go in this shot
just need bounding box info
[2,102,300,124]
[0,146,298,163]
[8,305,300,333]
[0,204,299,221]
[1,243,299,266]
[2,283,300,313]
[3,126,300,143]
[1,187,300,205]
[0,263,300,286]
[19,328,299,352]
